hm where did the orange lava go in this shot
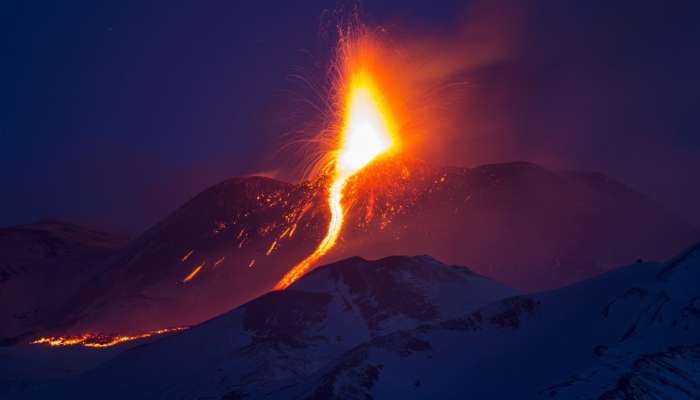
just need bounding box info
[182,261,205,283]
[31,326,187,348]
[274,29,397,289]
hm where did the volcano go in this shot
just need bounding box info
[18,159,696,340]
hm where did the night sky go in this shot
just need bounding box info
[2,0,699,234]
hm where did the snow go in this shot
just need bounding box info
[4,238,699,399]
[284,242,700,399]
[3,255,515,399]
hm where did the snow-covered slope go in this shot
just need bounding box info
[282,242,700,399]
[545,242,700,399]
[9,255,514,399]
[0,220,127,341]
[6,242,700,399]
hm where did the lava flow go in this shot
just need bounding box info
[31,326,188,348]
[274,32,397,289]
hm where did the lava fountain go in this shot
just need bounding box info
[274,31,397,289]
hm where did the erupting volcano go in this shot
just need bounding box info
[274,31,397,289]
[3,2,699,399]
[13,22,696,355]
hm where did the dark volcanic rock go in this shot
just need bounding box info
[37,160,700,335]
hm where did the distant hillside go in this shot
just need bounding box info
[0,220,127,340]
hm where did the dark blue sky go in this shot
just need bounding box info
[2,1,699,234]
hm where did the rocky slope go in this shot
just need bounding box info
[49,159,698,336]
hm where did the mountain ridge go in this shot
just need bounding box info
[7,242,699,399]
[5,159,697,344]
[9,255,515,399]
[282,241,700,399]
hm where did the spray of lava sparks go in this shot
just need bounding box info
[274,31,397,289]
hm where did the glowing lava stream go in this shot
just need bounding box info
[31,326,188,348]
[274,71,395,289]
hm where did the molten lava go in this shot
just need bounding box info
[274,38,396,289]
[31,326,187,348]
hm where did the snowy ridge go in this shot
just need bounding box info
[4,240,699,399]
[279,242,700,399]
[10,255,514,399]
